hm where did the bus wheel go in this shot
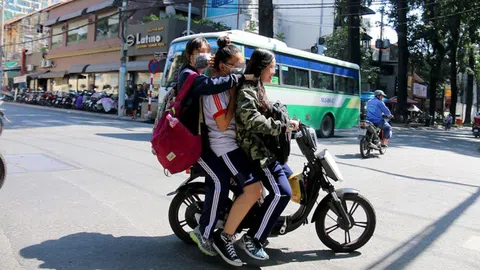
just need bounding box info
[317,114,334,138]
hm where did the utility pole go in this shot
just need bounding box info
[347,0,361,65]
[396,0,409,121]
[187,0,191,35]
[118,0,128,117]
[319,0,324,37]
[376,5,385,89]
[259,0,274,38]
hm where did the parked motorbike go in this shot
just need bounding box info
[473,124,479,138]
[358,117,390,158]
[168,123,376,253]
[473,115,480,138]
[0,98,9,189]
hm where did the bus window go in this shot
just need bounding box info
[335,76,358,95]
[311,71,333,91]
[269,65,280,85]
[281,66,309,88]
[347,77,359,95]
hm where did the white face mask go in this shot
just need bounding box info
[193,53,211,70]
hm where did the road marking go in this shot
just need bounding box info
[464,236,480,252]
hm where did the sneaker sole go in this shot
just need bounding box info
[239,239,269,261]
[189,232,217,257]
[212,242,243,267]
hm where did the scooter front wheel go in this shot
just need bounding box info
[315,193,376,252]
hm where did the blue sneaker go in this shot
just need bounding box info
[239,234,269,260]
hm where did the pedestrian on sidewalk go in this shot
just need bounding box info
[132,84,146,119]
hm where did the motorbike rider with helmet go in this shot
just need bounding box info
[366,90,393,146]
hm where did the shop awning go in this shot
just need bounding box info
[38,71,67,79]
[26,72,48,79]
[86,0,119,13]
[127,60,165,72]
[58,8,87,23]
[85,62,120,73]
[44,17,59,27]
[5,70,19,78]
[68,64,90,74]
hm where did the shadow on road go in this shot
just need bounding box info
[95,133,152,142]
[20,233,225,270]
[338,162,479,189]
[19,232,360,269]
[367,188,480,269]
[241,248,361,269]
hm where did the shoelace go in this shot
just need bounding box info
[244,237,257,253]
[222,234,238,258]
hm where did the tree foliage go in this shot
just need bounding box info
[386,0,480,119]
[324,26,379,88]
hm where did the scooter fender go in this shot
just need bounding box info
[311,188,360,223]
[166,181,205,196]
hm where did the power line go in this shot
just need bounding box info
[3,3,480,48]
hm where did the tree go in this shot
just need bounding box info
[396,0,409,120]
[347,0,361,65]
[325,27,379,87]
[445,0,464,119]
[463,23,480,123]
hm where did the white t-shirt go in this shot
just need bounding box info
[202,91,238,157]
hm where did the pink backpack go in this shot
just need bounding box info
[151,71,201,174]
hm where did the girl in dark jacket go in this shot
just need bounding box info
[177,37,250,259]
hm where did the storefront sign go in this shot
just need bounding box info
[413,83,427,98]
[126,26,166,49]
[14,75,27,84]
[126,19,218,57]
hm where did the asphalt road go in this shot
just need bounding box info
[0,103,479,270]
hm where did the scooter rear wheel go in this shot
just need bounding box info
[359,138,370,159]
[0,153,7,190]
[315,193,376,252]
[168,186,205,244]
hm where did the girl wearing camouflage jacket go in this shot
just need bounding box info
[235,48,299,259]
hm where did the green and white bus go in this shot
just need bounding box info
[162,30,360,137]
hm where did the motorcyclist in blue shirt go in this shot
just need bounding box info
[366,90,393,146]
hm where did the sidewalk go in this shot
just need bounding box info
[390,122,466,131]
[5,102,154,124]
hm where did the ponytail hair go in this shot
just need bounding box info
[214,36,241,70]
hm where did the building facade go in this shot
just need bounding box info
[203,0,336,51]
[37,0,216,95]
[4,0,60,21]
[3,3,59,90]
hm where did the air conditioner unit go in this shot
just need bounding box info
[26,64,34,71]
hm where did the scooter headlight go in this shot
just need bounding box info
[316,149,344,182]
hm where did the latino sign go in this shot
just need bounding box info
[126,19,219,57]
[126,27,166,49]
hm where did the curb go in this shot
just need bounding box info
[5,102,153,125]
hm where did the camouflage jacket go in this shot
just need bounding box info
[235,82,285,168]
